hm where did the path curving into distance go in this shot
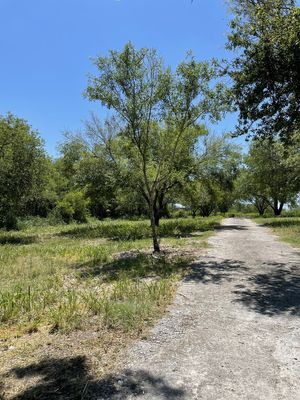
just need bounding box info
[99,218,300,399]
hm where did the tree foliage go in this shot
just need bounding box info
[241,136,300,215]
[0,113,48,229]
[183,135,242,217]
[85,42,228,251]
[227,0,300,142]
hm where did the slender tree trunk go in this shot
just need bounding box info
[255,200,266,216]
[153,190,168,227]
[154,205,160,227]
[150,203,160,252]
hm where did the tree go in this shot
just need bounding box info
[198,135,241,213]
[243,137,300,215]
[183,180,218,217]
[181,134,241,217]
[0,113,47,229]
[85,43,228,252]
[235,169,269,215]
[56,135,88,191]
[227,0,300,142]
[75,152,119,219]
[21,158,61,218]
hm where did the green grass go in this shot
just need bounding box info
[0,216,220,335]
[59,216,220,240]
[256,217,300,247]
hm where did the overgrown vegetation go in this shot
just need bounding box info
[0,216,220,334]
[256,217,300,247]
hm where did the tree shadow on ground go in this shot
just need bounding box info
[74,253,191,281]
[0,235,37,245]
[6,356,185,400]
[184,259,248,284]
[215,224,248,231]
[233,263,300,316]
[74,254,249,286]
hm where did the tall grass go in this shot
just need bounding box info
[256,217,300,247]
[0,217,217,335]
[61,216,220,240]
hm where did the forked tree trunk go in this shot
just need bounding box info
[272,200,284,216]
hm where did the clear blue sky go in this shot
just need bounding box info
[0,0,241,156]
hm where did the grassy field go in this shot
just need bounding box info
[256,217,300,247]
[0,216,220,399]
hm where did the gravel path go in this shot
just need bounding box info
[100,218,300,399]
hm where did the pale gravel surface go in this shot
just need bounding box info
[99,218,300,399]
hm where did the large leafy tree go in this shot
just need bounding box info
[227,0,300,142]
[85,43,228,252]
[75,152,119,219]
[183,180,220,217]
[56,135,88,192]
[243,136,300,215]
[0,113,47,229]
[183,135,242,216]
[235,169,269,215]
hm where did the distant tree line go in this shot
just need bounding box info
[0,112,241,228]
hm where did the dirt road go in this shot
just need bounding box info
[100,218,300,399]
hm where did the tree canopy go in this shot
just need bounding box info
[239,135,300,215]
[227,0,300,142]
[0,114,48,229]
[85,42,229,251]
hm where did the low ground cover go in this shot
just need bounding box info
[0,216,220,399]
[256,217,300,247]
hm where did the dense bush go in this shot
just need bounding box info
[54,191,89,223]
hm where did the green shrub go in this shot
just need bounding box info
[55,191,89,224]
[282,208,300,218]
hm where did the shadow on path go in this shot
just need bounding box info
[234,263,300,316]
[183,258,300,317]
[185,259,248,284]
[215,224,248,231]
[6,356,185,400]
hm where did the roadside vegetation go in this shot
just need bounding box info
[256,215,300,248]
[0,216,220,334]
[0,215,219,398]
